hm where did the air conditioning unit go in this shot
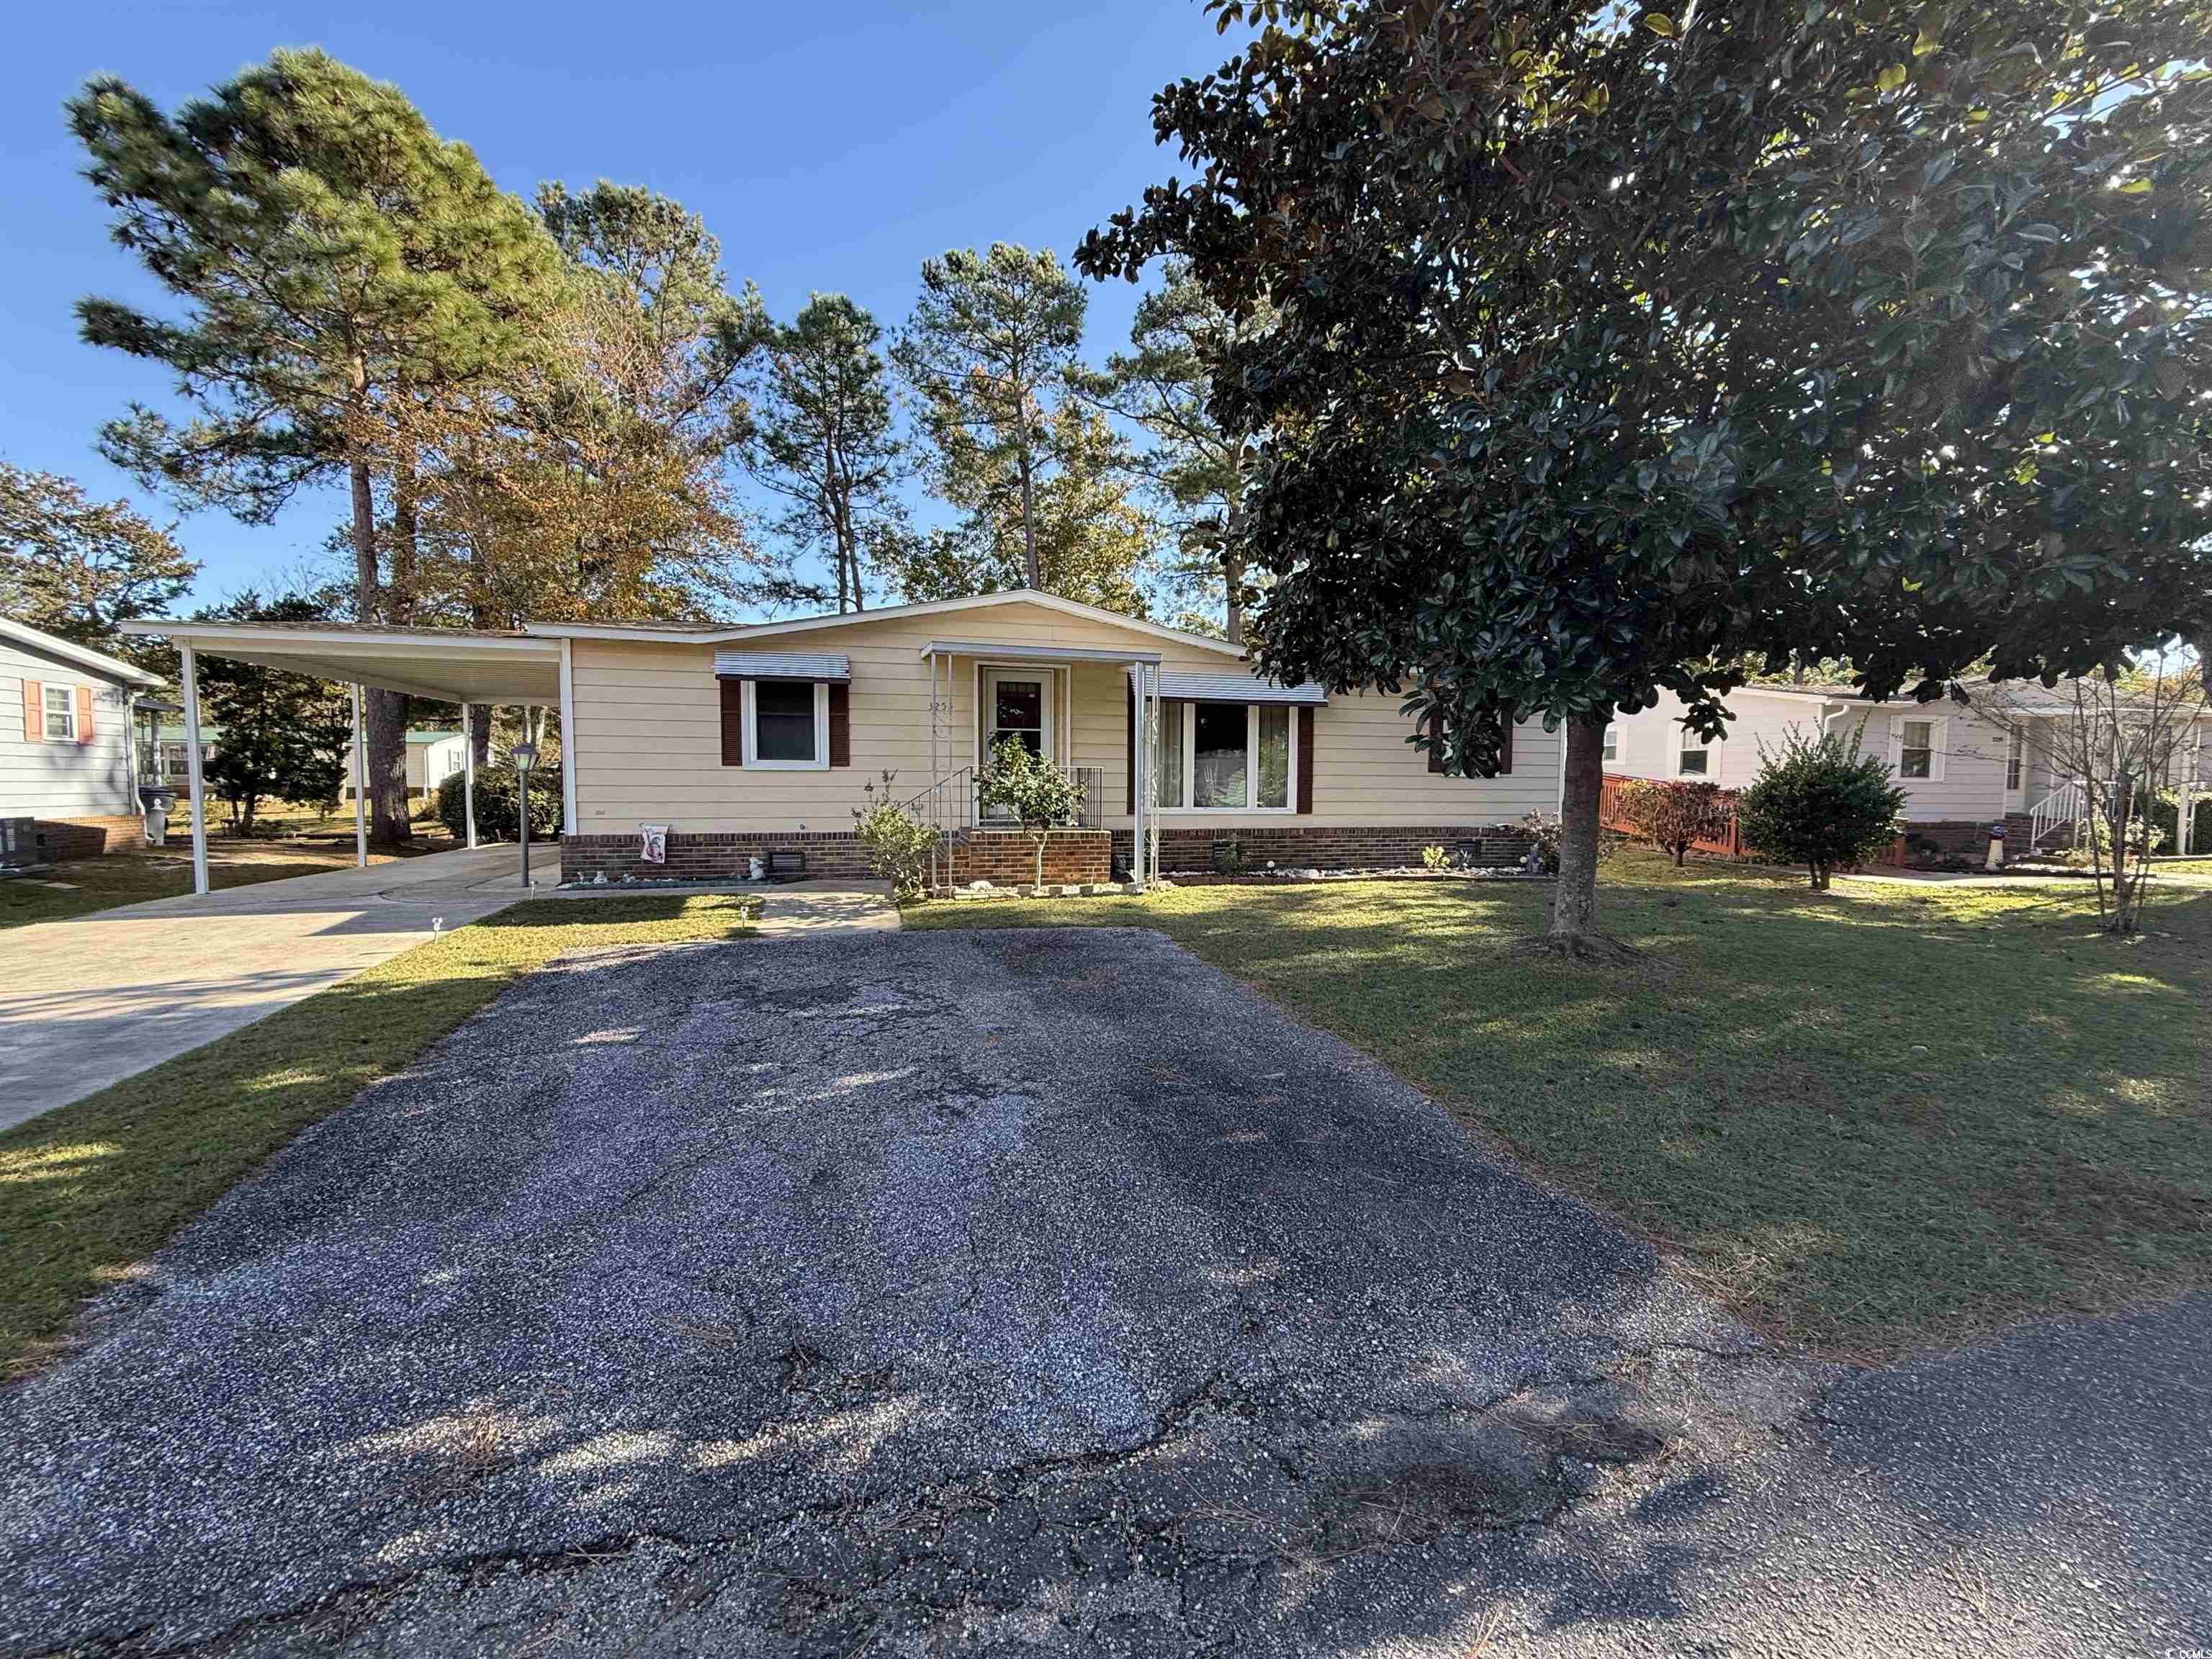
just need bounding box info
[0,817,45,871]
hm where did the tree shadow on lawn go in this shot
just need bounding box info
[1046,872,2212,1357]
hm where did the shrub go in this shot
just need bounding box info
[851,771,939,900]
[1735,727,1907,889]
[433,763,562,842]
[1420,843,1448,871]
[1615,778,1735,866]
[1210,835,1247,874]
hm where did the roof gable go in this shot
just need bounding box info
[0,616,163,686]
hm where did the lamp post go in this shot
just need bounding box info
[512,741,538,889]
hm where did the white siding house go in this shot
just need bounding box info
[1,617,163,859]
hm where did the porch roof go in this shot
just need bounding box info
[921,639,1163,665]
[117,619,563,704]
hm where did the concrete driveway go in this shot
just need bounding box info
[0,845,551,1128]
[0,929,2203,1656]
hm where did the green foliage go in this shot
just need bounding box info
[749,295,907,613]
[433,762,562,843]
[1420,843,1448,871]
[187,592,352,835]
[1078,1,2212,938]
[850,772,938,900]
[976,735,1086,887]
[1736,729,1909,890]
[1209,835,1247,875]
[0,462,197,652]
[1617,778,1736,867]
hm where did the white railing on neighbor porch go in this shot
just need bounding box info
[2028,781,2085,852]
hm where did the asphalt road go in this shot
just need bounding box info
[1,928,2203,1656]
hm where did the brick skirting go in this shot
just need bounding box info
[1115,823,1532,874]
[34,814,148,860]
[948,831,1112,886]
[562,830,878,884]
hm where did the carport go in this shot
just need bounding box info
[117,620,570,896]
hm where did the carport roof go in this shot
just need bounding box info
[117,619,564,704]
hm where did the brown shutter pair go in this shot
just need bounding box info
[717,678,849,767]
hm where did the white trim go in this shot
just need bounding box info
[119,620,557,659]
[742,679,831,769]
[1891,711,1948,783]
[0,616,162,686]
[558,638,578,833]
[1673,725,1712,779]
[1152,698,1300,815]
[1601,724,1619,765]
[933,638,1164,665]
[40,683,78,742]
[521,590,1245,657]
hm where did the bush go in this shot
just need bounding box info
[433,763,562,842]
[1616,778,1735,866]
[1210,835,1247,874]
[851,772,939,900]
[1421,843,1448,871]
[1735,727,1907,889]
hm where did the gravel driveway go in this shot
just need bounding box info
[1,928,2204,1657]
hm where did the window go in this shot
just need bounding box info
[1676,728,1709,777]
[1156,701,1298,812]
[1601,725,1619,764]
[1899,719,1935,780]
[2005,729,2024,791]
[43,685,76,742]
[745,680,828,768]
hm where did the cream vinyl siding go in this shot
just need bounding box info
[0,635,139,817]
[567,598,1558,834]
[1832,706,2012,821]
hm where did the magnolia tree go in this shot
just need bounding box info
[1079,0,2212,958]
[976,737,1085,889]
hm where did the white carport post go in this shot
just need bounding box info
[350,683,367,868]
[180,641,209,896]
[557,637,577,840]
[462,701,478,850]
[1130,660,1150,890]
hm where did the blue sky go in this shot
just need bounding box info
[1,0,1233,613]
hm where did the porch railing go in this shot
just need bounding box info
[2028,781,2085,851]
[976,764,1105,831]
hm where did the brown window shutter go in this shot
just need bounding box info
[76,685,96,745]
[1426,711,1444,774]
[1125,680,1136,808]
[719,678,745,766]
[827,683,850,767]
[22,680,42,743]
[1297,706,1315,814]
[1497,716,1512,775]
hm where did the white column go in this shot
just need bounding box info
[1130,662,1148,889]
[462,702,478,850]
[351,683,367,869]
[557,637,577,840]
[181,642,209,896]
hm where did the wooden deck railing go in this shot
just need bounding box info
[1599,772,1910,867]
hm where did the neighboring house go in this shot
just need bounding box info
[148,719,216,788]
[338,729,470,801]
[547,591,1562,884]
[1608,682,2212,855]
[1,616,163,859]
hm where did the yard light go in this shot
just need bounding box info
[512,741,539,889]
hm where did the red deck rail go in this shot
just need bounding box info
[1599,772,1910,867]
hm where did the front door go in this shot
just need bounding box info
[981,670,1052,819]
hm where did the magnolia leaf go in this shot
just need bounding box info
[1645,12,1675,37]
[1876,63,1909,94]
[2116,176,2154,194]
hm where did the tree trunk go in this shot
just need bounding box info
[1547,717,1609,943]
[1223,544,1246,647]
[345,444,412,849]
[467,705,493,770]
[1018,451,1041,590]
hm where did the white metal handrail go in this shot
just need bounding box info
[2028,781,2085,850]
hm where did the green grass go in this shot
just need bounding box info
[0,895,757,1375]
[907,851,2212,1357]
[1,833,452,930]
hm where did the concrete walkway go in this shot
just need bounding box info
[0,845,549,1131]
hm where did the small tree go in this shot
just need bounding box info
[1736,729,1907,891]
[1617,778,1735,868]
[850,771,939,901]
[976,736,1083,889]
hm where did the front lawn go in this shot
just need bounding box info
[0,895,757,1375]
[907,851,2212,1357]
[1,833,451,930]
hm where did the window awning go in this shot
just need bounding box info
[1130,668,1328,706]
[713,650,852,681]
